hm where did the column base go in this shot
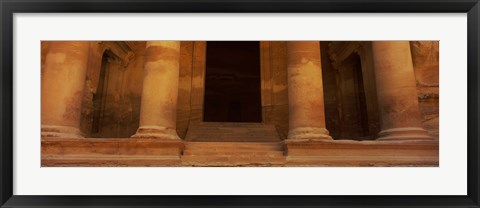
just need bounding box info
[377,127,433,140]
[286,127,333,141]
[132,126,181,140]
[41,125,84,138]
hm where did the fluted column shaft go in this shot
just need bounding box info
[41,41,90,138]
[372,41,432,140]
[286,41,332,140]
[133,41,181,139]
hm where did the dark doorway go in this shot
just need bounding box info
[336,53,369,139]
[91,52,110,136]
[203,41,262,122]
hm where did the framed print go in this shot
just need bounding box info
[1,0,479,207]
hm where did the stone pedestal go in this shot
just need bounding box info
[41,41,90,138]
[286,41,332,141]
[132,41,181,140]
[372,41,432,140]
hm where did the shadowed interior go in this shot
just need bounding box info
[203,41,262,122]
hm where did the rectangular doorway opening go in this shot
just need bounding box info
[336,53,370,139]
[203,41,262,122]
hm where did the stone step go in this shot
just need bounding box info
[190,127,276,132]
[183,142,283,154]
[189,122,274,127]
[181,155,286,167]
[189,133,275,136]
[185,142,282,149]
[184,146,282,152]
[189,126,277,130]
[181,141,286,166]
[184,147,282,152]
[185,122,280,142]
[185,137,276,142]
[189,126,274,128]
[183,150,284,156]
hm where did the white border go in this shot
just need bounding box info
[13,13,467,195]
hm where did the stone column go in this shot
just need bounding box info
[41,41,90,138]
[132,41,181,140]
[372,41,432,140]
[286,41,332,140]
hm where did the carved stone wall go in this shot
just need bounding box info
[327,41,439,139]
[177,41,290,139]
[260,41,289,139]
[79,41,144,138]
[176,41,195,138]
[54,41,438,140]
[41,42,50,77]
[320,42,341,139]
[327,41,380,140]
[410,41,439,138]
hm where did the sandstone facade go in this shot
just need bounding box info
[41,41,439,167]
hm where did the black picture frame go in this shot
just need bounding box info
[1,0,479,207]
